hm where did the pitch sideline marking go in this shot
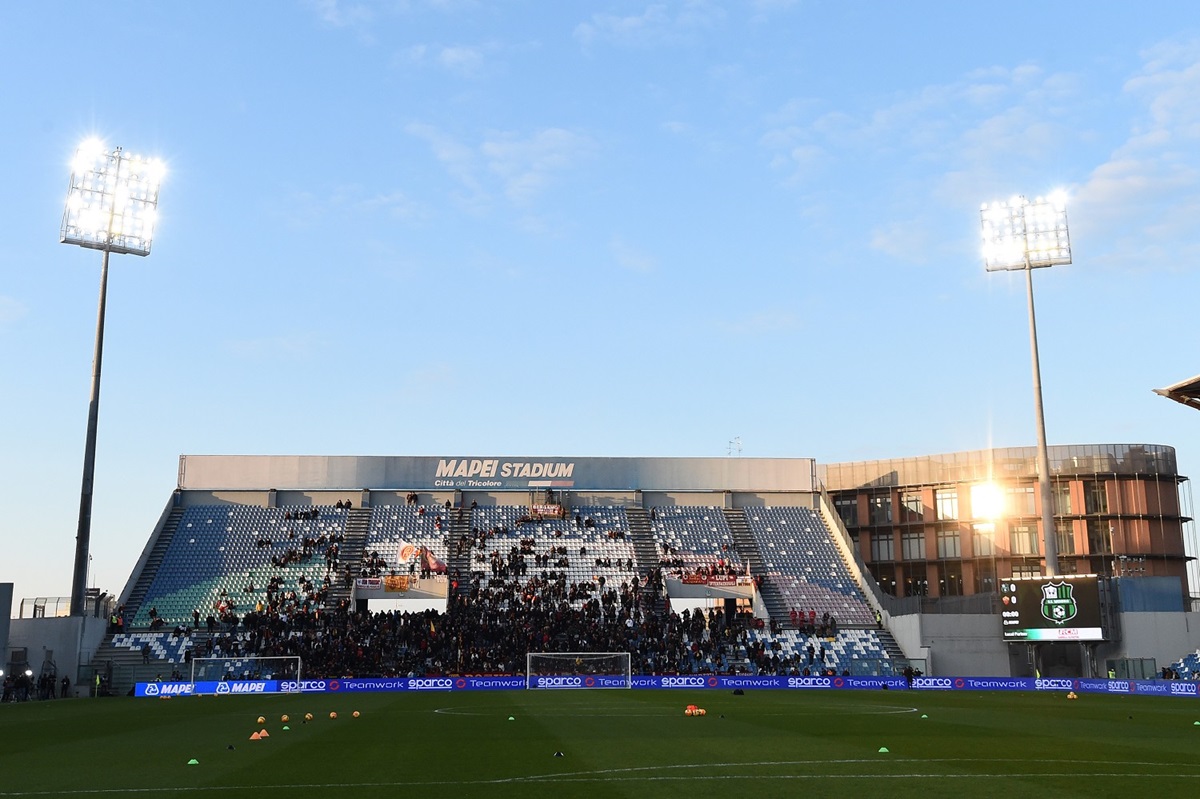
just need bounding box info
[2,758,1197,796]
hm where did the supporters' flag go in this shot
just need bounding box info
[397,541,417,563]
[420,546,447,574]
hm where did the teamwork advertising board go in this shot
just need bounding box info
[1000,575,1104,641]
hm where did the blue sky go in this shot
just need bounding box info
[2,1,1198,606]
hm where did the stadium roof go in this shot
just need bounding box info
[1154,373,1200,412]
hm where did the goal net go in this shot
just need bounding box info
[526,652,632,689]
[190,656,302,692]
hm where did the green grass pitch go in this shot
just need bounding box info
[2,689,1198,798]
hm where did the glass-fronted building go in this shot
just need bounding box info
[824,444,1194,601]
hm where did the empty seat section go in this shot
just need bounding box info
[743,506,874,625]
[649,506,742,575]
[134,505,349,628]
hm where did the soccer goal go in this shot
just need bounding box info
[189,655,302,691]
[526,652,632,689]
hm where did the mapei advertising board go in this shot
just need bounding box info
[1000,575,1105,642]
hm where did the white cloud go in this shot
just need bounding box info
[406,124,593,207]
[0,295,26,326]
[403,123,596,211]
[869,221,934,264]
[400,42,490,77]
[482,128,595,204]
[355,190,423,221]
[272,184,423,228]
[438,45,485,76]
[226,333,322,360]
[574,2,724,48]
[610,236,656,272]
[1072,38,1200,268]
[717,310,801,335]
[405,123,487,204]
[306,0,373,29]
[760,62,1076,181]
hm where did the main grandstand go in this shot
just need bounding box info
[7,448,1199,696]
[86,454,897,692]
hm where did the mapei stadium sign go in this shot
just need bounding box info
[433,459,576,489]
[176,454,818,492]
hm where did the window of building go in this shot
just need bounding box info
[939,561,963,596]
[1057,559,1078,575]
[869,563,897,596]
[901,531,925,561]
[1087,519,1112,554]
[1055,520,1075,556]
[936,527,961,559]
[1009,524,1039,556]
[900,491,924,523]
[935,489,958,521]
[870,532,894,562]
[1052,482,1072,515]
[904,563,928,597]
[834,496,858,528]
[869,494,893,525]
[972,524,995,556]
[1012,564,1041,579]
[1005,485,1036,517]
[1085,480,1108,514]
[975,562,996,594]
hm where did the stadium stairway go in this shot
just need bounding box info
[723,509,789,626]
[330,507,371,608]
[624,506,659,568]
[448,509,472,599]
[625,506,668,614]
[121,507,184,624]
[89,632,190,696]
[876,627,906,662]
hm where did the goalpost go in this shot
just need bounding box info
[189,655,302,693]
[526,652,632,689]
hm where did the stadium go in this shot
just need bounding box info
[8,6,1200,794]
[5,447,1200,795]
[4,444,1198,693]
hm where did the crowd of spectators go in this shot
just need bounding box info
[149,556,851,679]
[789,609,839,637]
[123,505,858,679]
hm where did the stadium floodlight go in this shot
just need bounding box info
[62,139,164,256]
[61,139,165,618]
[980,194,1072,577]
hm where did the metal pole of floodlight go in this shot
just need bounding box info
[61,139,164,617]
[980,193,1071,577]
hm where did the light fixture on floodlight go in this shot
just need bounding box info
[981,195,1071,272]
[980,193,1072,577]
[61,139,164,618]
[62,144,164,256]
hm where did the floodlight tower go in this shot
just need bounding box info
[61,139,164,617]
[979,193,1071,577]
